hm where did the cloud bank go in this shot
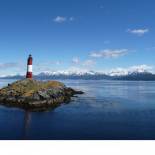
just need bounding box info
[127,28,149,36]
[0,62,20,69]
[53,16,74,23]
[72,57,95,67]
[90,49,128,58]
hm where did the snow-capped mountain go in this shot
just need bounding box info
[37,70,98,76]
[0,65,155,80]
[36,69,152,77]
[107,65,153,76]
[0,70,153,78]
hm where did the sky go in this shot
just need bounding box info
[0,0,155,75]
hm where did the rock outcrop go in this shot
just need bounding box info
[0,79,84,111]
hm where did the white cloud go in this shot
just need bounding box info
[0,62,26,77]
[72,57,80,64]
[0,62,20,69]
[90,49,128,58]
[53,16,75,23]
[69,17,75,21]
[72,57,95,67]
[36,61,62,67]
[55,61,62,65]
[50,61,62,65]
[66,67,89,74]
[83,60,95,66]
[53,16,67,23]
[127,28,149,36]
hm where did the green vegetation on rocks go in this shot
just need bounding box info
[0,79,84,111]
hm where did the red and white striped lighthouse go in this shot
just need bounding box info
[26,54,33,79]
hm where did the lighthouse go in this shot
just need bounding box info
[26,54,33,79]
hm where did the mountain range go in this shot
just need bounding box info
[1,70,155,81]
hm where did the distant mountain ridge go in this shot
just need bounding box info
[1,70,155,81]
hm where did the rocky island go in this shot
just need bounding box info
[0,79,84,111]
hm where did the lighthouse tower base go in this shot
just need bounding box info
[26,72,32,79]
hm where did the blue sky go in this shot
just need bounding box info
[0,0,155,75]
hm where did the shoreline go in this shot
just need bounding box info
[0,79,84,112]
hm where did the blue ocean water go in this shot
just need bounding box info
[0,79,155,140]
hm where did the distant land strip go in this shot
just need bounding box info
[1,72,155,81]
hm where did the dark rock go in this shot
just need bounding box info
[0,79,84,111]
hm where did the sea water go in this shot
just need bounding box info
[0,79,155,140]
